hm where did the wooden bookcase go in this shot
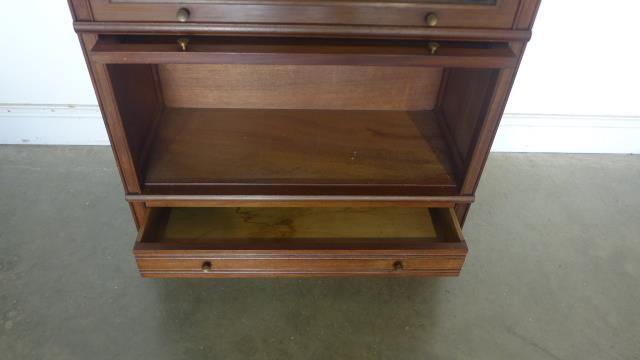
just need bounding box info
[68,0,540,277]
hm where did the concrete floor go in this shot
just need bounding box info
[0,145,638,359]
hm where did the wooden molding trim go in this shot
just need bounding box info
[73,21,531,41]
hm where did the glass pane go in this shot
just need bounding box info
[113,0,497,4]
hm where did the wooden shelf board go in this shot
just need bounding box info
[143,108,458,195]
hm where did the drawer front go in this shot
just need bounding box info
[87,0,521,29]
[135,256,466,277]
[133,207,468,278]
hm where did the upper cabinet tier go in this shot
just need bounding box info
[84,0,521,29]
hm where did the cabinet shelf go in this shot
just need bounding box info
[142,108,458,197]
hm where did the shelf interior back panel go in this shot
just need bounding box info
[158,64,442,111]
[143,108,457,189]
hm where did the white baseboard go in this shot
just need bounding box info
[492,113,640,154]
[0,104,108,145]
[1,104,639,154]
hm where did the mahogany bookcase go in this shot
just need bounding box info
[68,0,540,277]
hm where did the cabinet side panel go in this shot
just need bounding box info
[68,0,93,21]
[79,34,143,194]
[514,0,542,30]
[438,68,499,171]
[108,64,163,182]
[455,42,527,225]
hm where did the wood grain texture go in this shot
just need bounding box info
[144,108,457,191]
[107,64,163,181]
[68,0,93,21]
[134,207,467,277]
[88,0,520,28]
[163,207,439,241]
[127,194,474,208]
[78,34,143,194]
[90,37,518,68]
[438,68,499,170]
[159,64,441,111]
[514,0,542,30]
[75,22,531,42]
[67,0,542,276]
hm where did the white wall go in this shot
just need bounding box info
[0,1,96,105]
[1,0,639,152]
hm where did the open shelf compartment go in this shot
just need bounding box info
[105,35,503,201]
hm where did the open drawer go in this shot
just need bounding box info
[134,207,467,277]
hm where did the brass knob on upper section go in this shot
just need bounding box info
[428,41,440,55]
[177,37,189,52]
[201,261,213,272]
[176,8,191,22]
[425,13,439,27]
[393,260,404,272]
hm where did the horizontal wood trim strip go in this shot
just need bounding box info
[134,245,469,256]
[74,21,531,41]
[126,194,475,206]
[138,270,462,278]
[91,39,517,68]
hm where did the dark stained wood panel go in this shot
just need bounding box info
[67,0,542,277]
[107,64,163,181]
[159,64,442,111]
[438,68,498,167]
[134,207,467,277]
[75,22,532,42]
[88,0,520,29]
[144,108,457,189]
[90,36,518,68]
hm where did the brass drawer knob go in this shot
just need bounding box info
[425,13,439,27]
[177,37,189,52]
[201,261,213,272]
[428,42,440,55]
[176,8,190,22]
[393,260,404,272]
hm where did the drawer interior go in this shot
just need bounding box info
[135,207,467,277]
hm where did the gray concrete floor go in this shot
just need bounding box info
[0,145,638,360]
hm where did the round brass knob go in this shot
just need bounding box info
[393,260,404,272]
[176,8,190,22]
[177,37,189,52]
[425,13,439,27]
[428,41,440,55]
[201,261,213,272]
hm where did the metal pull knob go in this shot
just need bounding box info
[177,37,189,52]
[176,8,190,22]
[425,13,438,27]
[428,42,440,55]
[393,261,404,272]
[201,261,213,272]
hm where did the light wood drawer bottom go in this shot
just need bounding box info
[134,207,467,278]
